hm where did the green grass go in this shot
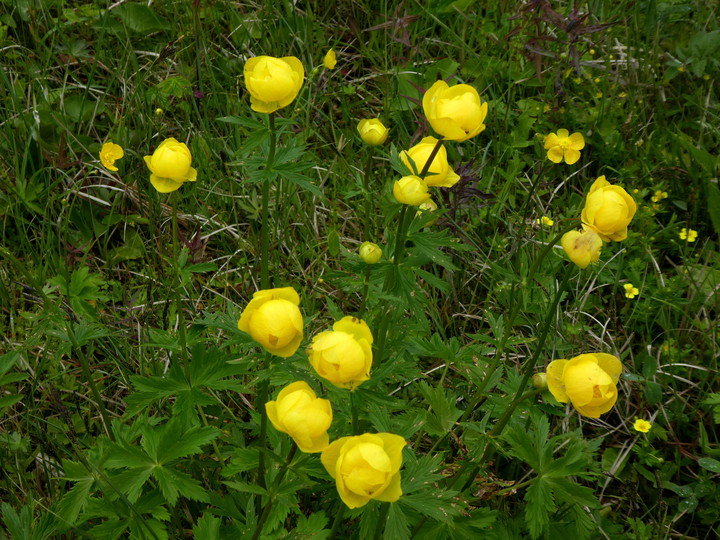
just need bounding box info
[1,0,719,538]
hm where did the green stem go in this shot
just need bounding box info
[256,373,270,491]
[373,502,391,540]
[171,195,189,380]
[67,327,113,441]
[358,264,372,319]
[251,443,298,540]
[362,151,375,239]
[328,503,347,539]
[260,113,277,290]
[350,391,360,434]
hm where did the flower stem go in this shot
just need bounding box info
[260,112,277,290]
[358,264,372,319]
[251,443,298,540]
[328,503,347,539]
[350,391,360,434]
[362,151,375,239]
[171,195,189,380]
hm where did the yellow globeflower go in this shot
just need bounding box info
[393,175,431,206]
[544,129,585,165]
[100,142,124,171]
[546,353,623,418]
[307,316,373,390]
[359,242,382,264]
[323,49,337,69]
[237,287,303,358]
[581,176,637,242]
[633,419,652,433]
[265,381,332,453]
[561,229,603,269]
[401,137,460,188]
[143,138,197,193]
[243,56,304,114]
[321,433,405,509]
[357,119,389,146]
[422,80,488,142]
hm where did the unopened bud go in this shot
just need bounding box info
[532,373,548,390]
[359,242,382,264]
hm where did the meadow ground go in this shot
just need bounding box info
[0,0,718,538]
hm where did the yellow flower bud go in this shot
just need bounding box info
[417,198,438,225]
[357,118,389,146]
[422,80,488,142]
[359,242,382,264]
[237,287,303,358]
[243,55,304,114]
[581,176,637,242]
[546,353,623,418]
[561,229,603,269]
[323,49,337,69]
[143,138,197,193]
[265,381,332,453]
[401,137,460,188]
[99,142,124,172]
[321,433,405,509]
[532,372,548,389]
[307,316,373,390]
[544,129,585,165]
[393,175,431,206]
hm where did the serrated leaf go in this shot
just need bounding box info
[55,478,94,527]
[384,503,410,540]
[153,466,208,505]
[525,477,555,539]
[222,480,268,496]
[193,514,221,540]
[112,466,154,503]
[294,511,330,539]
[546,477,598,508]
[417,381,462,437]
[157,425,220,464]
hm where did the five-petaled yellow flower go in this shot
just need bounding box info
[651,190,668,203]
[99,142,124,171]
[546,353,623,418]
[544,129,585,165]
[323,49,337,69]
[679,228,697,242]
[238,287,304,358]
[537,216,554,227]
[321,432,405,509]
[623,283,639,299]
[143,138,197,193]
[633,419,652,433]
[265,381,332,453]
[243,55,304,114]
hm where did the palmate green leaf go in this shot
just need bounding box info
[111,466,154,503]
[503,426,540,470]
[525,476,555,539]
[55,477,94,529]
[193,514,221,540]
[153,466,209,506]
[383,503,410,540]
[417,381,462,437]
[294,511,330,539]
[275,160,323,196]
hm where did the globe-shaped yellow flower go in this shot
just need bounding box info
[393,175,431,206]
[401,137,460,188]
[243,56,304,114]
[321,433,406,509]
[99,142,124,171]
[359,242,382,264]
[307,316,373,390]
[546,353,623,418]
[581,176,637,242]
[357,119,389,146]
[237,287,303,358]
[561,229,603,269]
[323,49,337,69]
[265,381,332,453]
[422,80,488,142]
[544,129,585,165]
[143,138,197,193]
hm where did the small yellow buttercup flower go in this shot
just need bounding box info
[401,137,460,188]
[154,108,164,116]
[546,353,623,418]
[393,175,431,206]
[265,381,332,453]
[243,55,304,114]
[99,142,124,172]
[321,433,405,509]
[307,316,373,390]
[323,49,337,69]
[143,138,197,193]
[544,129,585,165]
[422,80,488,142]
[651,190,668,203]
[537,216,554,227]
[581,176,637,242]
[359,242,382,264]
[623,283,639,299]
[679,228,697,242]
[633,419,652,433]
[357,119,389,146]
[237,287,303,358]
[561,229,603,269]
